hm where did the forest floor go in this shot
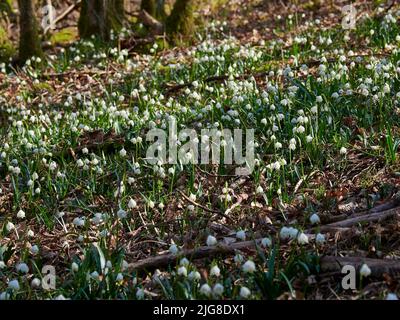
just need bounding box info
[0,0,400,300]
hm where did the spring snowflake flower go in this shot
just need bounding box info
[386,293,398,300]
[210,265,221,277]
[71,262,79,272]
[115,273,123,282]
[240,286,251,298]
[31,278,41,288]
[188,271,201,281]
[136,288,145,299]
[340,147,347,155]
[49,161,57,171]
[236,230,246,241]
[17,209,26,219]
[90,271,100,280]
[0,291,10,300]
[261,237,272,248]
[360,264,371,277]
[117,209,127,219]
[213,283,224,296]
[242,260,256,273]
[180,258,189,266]
[169,244,178,254]
[177,266,187,277]
[256,185,264,194]
[200,283,212,297]
[316,233,326,245]
[297,232,309,245]
[119,148,127,157]
[6,222,15,232]
[206,235,218,246]
[310,213,320,225]
[128,198,137,209]
[8,279,20,291]
[30,245,39,255]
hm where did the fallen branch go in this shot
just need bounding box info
[320,256,400,276]
[128,239,261,272]
[320,206,400,230]
[139,9,164,34]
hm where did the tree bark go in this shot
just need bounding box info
[166,0,194,41]
[78,0,124,41]
[18,0,43,62]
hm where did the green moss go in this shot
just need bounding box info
[166,0,194,42]
[0,26,14,62]
[50,27,78,46]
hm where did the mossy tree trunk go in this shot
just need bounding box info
[78,0,124,41]
[18,0,43,62]
[166,0,194,41]
[141,0,166,20]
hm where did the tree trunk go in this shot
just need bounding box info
[18,0,43,62]
[141,0,156,17]
[166,0,194,41]
[78,0,124,41]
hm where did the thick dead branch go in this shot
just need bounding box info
[321,206,400,230]
[128,239,261,272]
[320,256,400,276]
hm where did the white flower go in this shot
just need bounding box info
[206,235,218,246]
[117,208,127,219]
[128,198,137,209]
[236,230,246,241]
[280,227,291,240]
[340,147,347,155]
[49,161,57,171]
[180,258,189,266]
[386,293,399,300]
[316,233,326,245]
[309,213,320,225]
[240,286,251,298]
[116,273,124,282]
[8,279,20,291]
[16,262,29,274]
[261,237,272,248]
[71,262,79,272]
[119,148,127,157]
[200,283,212,296]
[360,264,371,277]
[177,266,187,277]
[213,283,224,296]
[17,209,26,219]
[6,221,15,232]
[210,265,221,277]
[256,185,264,194]
[90,271,100,279]
[136,288,145,299]
[242,260,256,273]
[76,159,84,167]
[0,291,10,300]
[297,232,309,245]
[31,278,41,288]
[188,271,201,281]
[169,244,178,254]
[30,245,39,255]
